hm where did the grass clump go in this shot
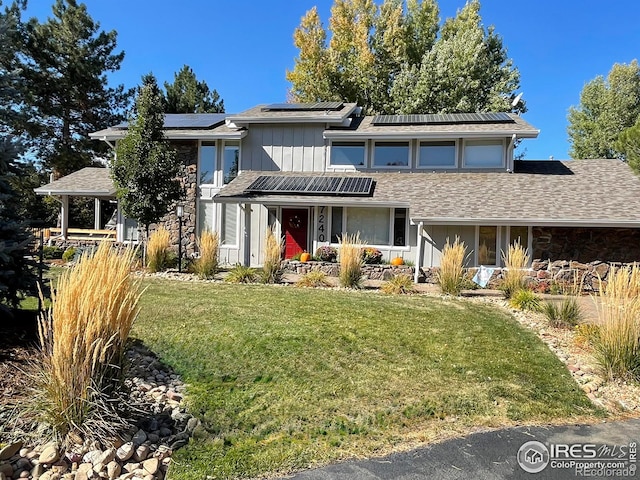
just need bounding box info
[225,265,258,284]
[61,247,76,263]
[338,233,364,288]
[508,289,541,311]
[500,241,529,299]
[296,270,332,288]
[193,230,219,279]
[542,297,583,328]
[261,225,283,284]
[147,225,171,272]
[381,274,415,295]
[592,265,640,381]
[437,236,467,296]
[30,242,141,445]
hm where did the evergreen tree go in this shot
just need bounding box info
[616,120,640,174]
[568,61,640,159]
[20,0,132,176]
[164,65,224,114]
[112,75,181,236]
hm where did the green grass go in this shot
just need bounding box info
[133,280,600,479]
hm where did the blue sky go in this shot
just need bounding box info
[25,0,640,160]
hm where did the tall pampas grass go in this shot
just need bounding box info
[32,242,141,444]
[437,236,467,295]
[147,225,171,272]
[500,241,530,298]
[338,233,364,288]
[592,264,640,381]
[262,225,283,284]
[194,230,219,278]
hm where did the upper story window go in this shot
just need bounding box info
[330,142,365,167]
[223,142,239,184]
[199,141,216,184]
[373,141,410,168]
[418,141,456,168]
[463,140,504,168]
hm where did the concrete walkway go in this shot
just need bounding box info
[280,419,640,479]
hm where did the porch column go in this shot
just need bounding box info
[60,195,69,239]
[94,198,101,230]
[116,201,124,242]
[242,203,251,266]
[414,222,424,283]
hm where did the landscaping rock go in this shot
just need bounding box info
[116,443,134,462]
[0,441,23,460]
[106,460,121,479]
[39,444,60,465]
[0,464,13,477]
[142,458,158,476]
[132,430,147,447]
[132,445,149,462]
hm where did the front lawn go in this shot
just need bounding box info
[134,280,600,479]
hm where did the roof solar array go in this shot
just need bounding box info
[246,175,374,196]
[262,102,344,112]
[113,113,226,130]
[372,112,514,126]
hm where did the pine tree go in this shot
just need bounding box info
[164,65,224,114]
[112,75,182,236]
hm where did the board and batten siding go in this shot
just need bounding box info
[421,225,476,268]
[241,125,327,173]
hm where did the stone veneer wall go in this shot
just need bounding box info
[282,260,420,281]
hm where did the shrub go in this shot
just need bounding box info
[381,274,415,295]
[262,225,283,284]
[61,247,76,263]
[147,226,171,272]
[500,241,530,299]
[437,236,467,296]
[42,246,64,260]
[296,270,332,288]
[290,252,302,261]
[542,297,583,328]
[30,242,141,444]
[193,230,219,279]
[315,245,338,262]
[574,323,601,348]
[338,233,364,288]
[592,265,640,381]
[225,265,258,284]
[508,289,542,311]
[361,247,383,265]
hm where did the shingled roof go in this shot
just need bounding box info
[34,167,116,196]
[216,159,640,227]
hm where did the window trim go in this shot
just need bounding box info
[328,206,409,249]
[372,140,412,169]
[328,140,367,169]
[221,140,240,185]
[462,139,505,169]
[198,140,217,186]
[417,140,458,170]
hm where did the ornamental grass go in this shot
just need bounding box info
[381,274,415,295]
[194,230,219,279]
[338,233,364,288]
[592,264,640,381]
[32,242,141,445]
[437,236,467,295]
[262,225,283,284]
[147,225,171,272]
[500,241,530,299]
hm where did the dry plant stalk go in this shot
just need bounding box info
[437,236,467,295]
[262,225,283,284]
[592,264,640,381]
[147,225,171,272]
[338,232,364,288]
[35,242,142,443]
[500,241,530,298]
[194,230,220,278]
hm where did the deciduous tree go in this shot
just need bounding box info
[164,65,224,114]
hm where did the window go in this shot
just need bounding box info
[223,142,239,184]
[478,226,498,265]
[199,141,216,184]
[330,207,343,243]
[464,140,503,167]
[346,207,390,245]
[510,226,529,249]
[373,142,409,167]
[330,142,365,166]
[221,204,238,245]
[393,209,407,246]
[419,141,456,168]
[198,200,215,234]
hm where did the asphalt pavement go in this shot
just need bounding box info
[278,419,640,480]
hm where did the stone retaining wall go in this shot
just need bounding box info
[282,260,420,281]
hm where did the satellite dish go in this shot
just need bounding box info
[512,92,524,107]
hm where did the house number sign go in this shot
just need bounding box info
[317,206,327,242]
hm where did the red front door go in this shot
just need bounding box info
[282,208,308,259]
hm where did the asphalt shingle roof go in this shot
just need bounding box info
[34,167,116,196]
[215,159,640,226]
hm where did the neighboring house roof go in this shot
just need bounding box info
[216,159,640,227]
[226,103,359,126]
[34,167,116,197]
[324,113,539,139]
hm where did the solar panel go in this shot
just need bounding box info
[371,112,514,125]
[246,175,373,196]
[112,114,226,130]
[261,102,344,112]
